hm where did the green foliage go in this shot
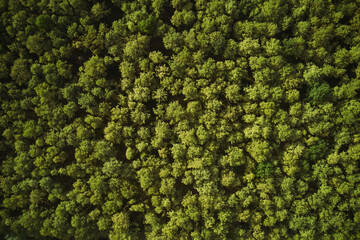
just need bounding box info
[255,162,273,178]
[308,83,332,105]
[1,0,360,239]
[138,15,157,34]
[35,15,53,31]
[309,139,330,161]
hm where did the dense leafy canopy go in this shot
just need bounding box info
[1,0,360,239]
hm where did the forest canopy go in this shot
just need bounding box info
[1,0,360,239]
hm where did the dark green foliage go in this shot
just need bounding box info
[1,0,360,239]
[309,139,330,161]
[255,162,272,178]
[138,15,157,34]
[35,15,53,31]
[308,83,332,104]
